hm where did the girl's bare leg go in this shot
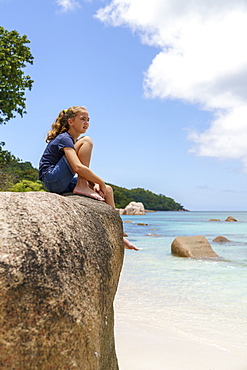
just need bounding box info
[72,138,138,250]
[73,136,104,201]
[104,185,139,251]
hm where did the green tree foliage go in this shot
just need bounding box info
[8,160,39,182]
[8,180,44,192]
[0,141,20,190]
[109,184,184,211]
[0,26,34,124]
[0,141,20,167]
[0,142,44,191]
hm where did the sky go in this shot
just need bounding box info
[1,0,247,211]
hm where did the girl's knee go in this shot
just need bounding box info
[75,136,93,151]
[83,136,93,145]
[79,136,93,146]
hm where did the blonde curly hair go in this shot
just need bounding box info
[46,106,87,143]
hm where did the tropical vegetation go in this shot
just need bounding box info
[109,184,184,211]
[0,142,43,191]
[0,26,34,124]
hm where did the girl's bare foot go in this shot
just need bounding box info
[123,237,139,251]
[73,186,105,201]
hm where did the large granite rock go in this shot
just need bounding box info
[171,235,219,258]
[0,192,124,370]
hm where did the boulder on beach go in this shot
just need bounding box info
[213,236,230,242]
[171,235,219,258]
[225,216,237,222]
[0,192,123,369]
[122,202,145,215]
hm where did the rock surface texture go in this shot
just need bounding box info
[0,192,124,370]
[171,235,219,258]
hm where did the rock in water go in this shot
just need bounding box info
[171,235,219,258]
[225,216,237,222]
[213,236,230,242]
[0,192,124,370]
[123,202,145,215]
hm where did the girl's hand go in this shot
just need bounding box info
[94,182,106,199]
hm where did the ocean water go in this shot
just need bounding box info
[114,211,247,357]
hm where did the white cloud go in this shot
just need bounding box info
[56,0,81,12]
[96,0,247,171]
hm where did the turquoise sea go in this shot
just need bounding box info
[115,211,247,358]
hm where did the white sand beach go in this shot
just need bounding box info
[115,319,247,370]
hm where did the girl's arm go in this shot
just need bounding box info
[64,147,107,197]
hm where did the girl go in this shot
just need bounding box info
[39,106,138,251]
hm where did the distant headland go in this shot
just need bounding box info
[108,184,185,211]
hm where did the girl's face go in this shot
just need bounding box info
[69,110,90,137]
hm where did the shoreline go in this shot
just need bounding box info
[114,318,247,370]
